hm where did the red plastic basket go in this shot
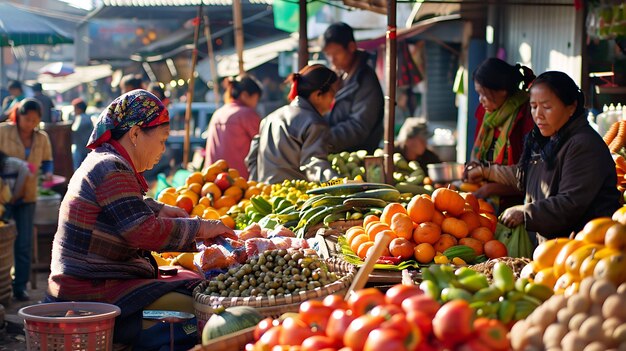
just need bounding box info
[18,302,121,351]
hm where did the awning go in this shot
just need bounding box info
[196,34,298,80]
[32,64,113,92]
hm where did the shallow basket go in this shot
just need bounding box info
[193,258,354,335]
[18,302,121,351]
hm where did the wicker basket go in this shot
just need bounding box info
[193,258,354,333]
[189,326,255,351]
[0,221,16,306]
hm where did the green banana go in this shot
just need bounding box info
[348,188,401,202]
[278,204,297,215]
[300,194,326,212]
[342,197,388,208]
[312,196,346,208]
[296,206,335,237]
[349,212,363,220]
[498,300,515,324]
[306,182,396,196]
[250,196,272,216]
[299,205,329,223]
[514,300,537,320]
[271,196,287,212]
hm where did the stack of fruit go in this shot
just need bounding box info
[521,207,626,295]
[328,150,433,195]
[510,276,626,351]
[342,188,508,265]
[247,283,510,351]
[155,159,271,229]
[613,154,626,202]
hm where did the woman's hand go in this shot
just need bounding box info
[500,205,525,228]
[463,162,484,184]
[159,204,189,218]
[197,219,236,240]
[473,183,497,199]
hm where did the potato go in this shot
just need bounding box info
[510,320,530,350]
[580,277,595,297]
[547,348,563,351]
[604,318,623,347]
[549,294,568,311]
[544,323,569,348]
[618,282,626,294]
[614,325,626,344]
[570,313,589,331]
[591,279,617,305]
[568,294,591,315]
[584,342,607,351]
[562,330,587,351]
[558,308,576,325]
[527,326,545,348]
[579,316,604,343]
[619,342,626,351]
[532,305,558,332]
[603,294,626,321]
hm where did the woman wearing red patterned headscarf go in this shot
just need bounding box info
[45,90,234,348]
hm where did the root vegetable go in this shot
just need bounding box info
[615,325,626,344]
[527,326,545,348]
[603,294,626,321]
[591,279,617,305]
[569,313,589,331]
[579,316,604,343]
[558,308,576,326]
[562,330,587,351]
[544,323,568,348]
[584,342,608,351]
[568,295,591,315]
[510,320,530,350]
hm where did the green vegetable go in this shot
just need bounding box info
[202,306,262,344]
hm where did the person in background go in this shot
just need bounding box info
[1,80,25,122]
[31,83,55,123]
[45,90,234,348]
[121,74,144,94]
[0,99,53,301]
[471,58,535,213]
[246,64,340,183]
[322,22,384,154]
[465,71,620,242]
[147,82,171,107]
[204,75,262,179]
[396,118,441,171]
[395,89,412,137]
[0,151,33,205]
[70,98,93,170]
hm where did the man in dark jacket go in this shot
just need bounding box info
[322,22,384,154]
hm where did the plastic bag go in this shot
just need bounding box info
[495,222,533,258]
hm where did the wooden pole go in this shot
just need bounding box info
[202,12,221,106]
[384,0,397,185]
[183,5,202,166]
[232,0,245,75]
[298,0,308,69]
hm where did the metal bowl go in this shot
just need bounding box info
[427,162,465,183]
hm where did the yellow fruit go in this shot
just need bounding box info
[578,248,618,278]
[202,208,220,220]
[452,257,467,265]
[605,222,626,250]
[185,171,204,186]
[534,267,557,288]
[520,261,540,280]
[611,206,626,225]
[553,240,587,277]
[224,186,243,202]
[593,253,626,286]
[190,204,206,217]
[533,238,571,270]
[554,272,579,294]
[576,217,615,244]
[172,252,195,270]
[157,191,177,206]
[564,244,604,278]
[220,215,236,229]
[152,252,171,266]
[434,255,450,264]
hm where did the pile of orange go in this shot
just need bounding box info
[345,187,507,264]
[156,159,271,229]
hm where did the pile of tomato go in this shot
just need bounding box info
[247,284,510,351]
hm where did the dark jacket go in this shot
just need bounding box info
[328,51,384,154]
[246,97,338,183]
[489,113,620,239]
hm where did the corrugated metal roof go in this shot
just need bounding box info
[102,0,272,6]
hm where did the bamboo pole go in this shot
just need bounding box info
[202,11,221,106]
[183,5,202,166]
[298,0,308,69]
[232,0,245,75]
[383,0,397,185]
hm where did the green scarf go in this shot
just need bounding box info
[473,90,529,165]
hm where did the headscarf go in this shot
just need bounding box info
[87,89,169,149]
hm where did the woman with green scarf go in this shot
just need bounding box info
[471,58,535,213]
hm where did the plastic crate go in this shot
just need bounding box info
[18,302,121,351]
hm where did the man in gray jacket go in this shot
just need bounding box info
[322,22,384,154]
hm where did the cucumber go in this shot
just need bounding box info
[306,182,396,196]
[443,245,478,264]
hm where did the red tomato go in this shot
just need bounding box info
[343,315,385,351]
[258,325,282,348]
[323,294,349,311]
[363,328,408,351]
[456,339,492,351]
[280,317,317,346]
[369,304,403,319]
[326,309,355,342]
[406,310,433,337]
[401,295,441,319]
[347,288,386,317]
[380,314,422,351]
[473,318,509,351]
[299,300,333,331]
[301,335,340,351]
[214,172,233,191]
[432,300,474,346]
[254,317,277,341]
[385,284,423,307]
[338,348,355,351]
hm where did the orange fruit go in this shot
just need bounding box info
[216,207,229,216]
[365,220,381,233]
[190,204,206,217]
[176,195,194,214]
[389,238,415,260]
[367,222,392,241]
[553,240,587,277]
[477,199,495,214]
[605,222,626,250]
[213,195,237,209]
[479,213,497,232]
[357,241,375,260]
[431,211,445,226]
[366,244,390,259]
[203,165,221,183]
[220,215,236,229]
[202,208,220,220]
[533,238,571,270]
[459,211,481,232]
[461,192,479,213]
[161,187,176,194]
[459,237,484,255]
[434,234,458,253]
[244,187,262,199]
[185,171,204,186]
[224,186,243,201]
[233,177,248,190]
[432,188,465,216]
[227,168,240,179]
[201,182,221,198]
[414,243,436,264]
[576,217,614,244]
[413,222,441,245]
[534,267,557,288]
[441,217,469,239]
[390,213,414,240]
[346,227,366,244]
[179,190,199,206]
[198,196,212,207]
[213,159,229,172]
[374,229,397,243]
[470,227,494,243]
[380,203,407,226]
[188,182,202,195]
[484,240,508,259]
[157,191,177,206]
[407,194,435,224]
[350,234,370,254]
[363,215,380,229]
[247,180,258,188]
